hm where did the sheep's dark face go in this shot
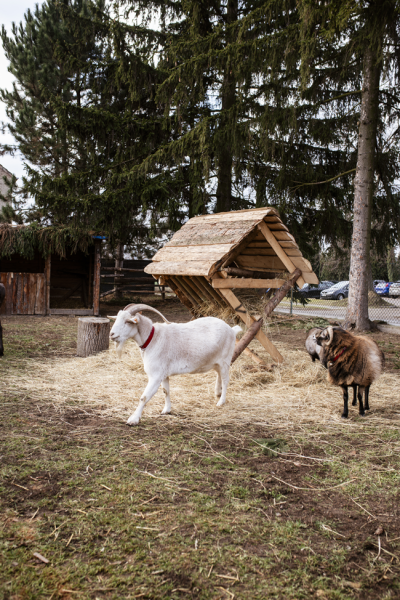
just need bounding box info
[315,327,333,347]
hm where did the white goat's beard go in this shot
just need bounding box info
[115,341,125,359]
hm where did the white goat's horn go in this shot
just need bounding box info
[107,315,117,320]
[123,303,171,324]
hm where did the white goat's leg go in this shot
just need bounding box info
[214,367,222,399]
[161,377,171,415]
[216,363,230,407]
[127,377,162,426]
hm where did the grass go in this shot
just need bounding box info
[1,310,400,599]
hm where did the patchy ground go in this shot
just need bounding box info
[1,299,400,599]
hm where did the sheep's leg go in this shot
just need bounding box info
[365,385,371,410]
[357,386,366,417]
[351,384,357,406]
[214,368,222,399]
[161,377,171,415]
[341,385,349,418]
[216,363,230,407]
[127,377,162,426]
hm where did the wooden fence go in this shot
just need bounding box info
[100,259,167,299]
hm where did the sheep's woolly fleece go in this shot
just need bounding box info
[5,340,400,428]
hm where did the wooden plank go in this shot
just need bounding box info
[218,228,259,272]
[175,276,201,306]
[182,276,207,302]
[35,274,46,314]
[165,220,256,247]
[50,309,94,315]
[197,276,226,307]
[241,248,302,257]
[190,207,279,222]
[0,272,6,315]
[212,278,286,289]
[236,255,287,272]
[152,244,233,263]
[290,256,314,273]
[93,241,101,316]
[22,273,29,314]
[271,231,296,242]
[167,277,196,312]
[6,273,13,315]
[188,276,214,303]
[257,221,307,289]
[145,260,216,277]
[16,274,23,314]
[28,274,37,314]
[216,284,283,363]
[44,255,51,315]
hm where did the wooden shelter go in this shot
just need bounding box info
[145,207,318,363]
[0,226,102,316]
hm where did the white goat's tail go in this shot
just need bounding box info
[232,325,242,336]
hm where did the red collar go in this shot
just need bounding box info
[140,326,155,350]
[333,347,347,362]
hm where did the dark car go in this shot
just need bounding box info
[299,281,335,299]
[320,281,349,300]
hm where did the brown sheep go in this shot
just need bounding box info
[315,326,384,418]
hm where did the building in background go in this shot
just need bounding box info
[0,163,13,211]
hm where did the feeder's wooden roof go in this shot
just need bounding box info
[145,207,318,284]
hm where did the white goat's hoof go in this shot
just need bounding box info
[161,409,171,415]
[216,399,225,407]
[127,415,140,426]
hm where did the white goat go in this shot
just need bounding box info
[108,304,242,425]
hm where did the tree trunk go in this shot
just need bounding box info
[215,0,237,213]
[77,317,110,357]
[345,46,381,330]
[114,242,124,299]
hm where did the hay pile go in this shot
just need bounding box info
[5,340,400,428]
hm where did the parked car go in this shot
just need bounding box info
[373,279,386,288]
[375,282,392,296]
[299,281,335,299]
[320,281,349,300]
[389,282,400,298]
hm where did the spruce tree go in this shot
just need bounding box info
[298,0,400,330]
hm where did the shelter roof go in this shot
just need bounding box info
[145,207,318,284]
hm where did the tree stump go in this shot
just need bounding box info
[77,317,110,357]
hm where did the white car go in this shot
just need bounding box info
[389,282,400,298]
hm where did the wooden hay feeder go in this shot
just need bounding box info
[145,207,318,364]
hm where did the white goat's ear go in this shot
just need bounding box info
[107,315,117,320]
[127,316,139,324]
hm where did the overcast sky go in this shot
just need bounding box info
[1,1,45,181]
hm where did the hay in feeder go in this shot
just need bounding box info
[5,339,400,429]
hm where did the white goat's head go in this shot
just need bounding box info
[108,310,140,357]
[108,303,171,357]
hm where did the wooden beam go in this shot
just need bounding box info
[213,273,283,363]
[212,278,286,289]
[222,266,277,279]
[93,240,101,316]
[257,221,306,288]
[44,255,51,315]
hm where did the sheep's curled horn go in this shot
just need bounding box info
[123,303,172,324]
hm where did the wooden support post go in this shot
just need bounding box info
[114,242,124,299]
[230,268,302,364]
[263,268,302,317]
[231,319,263,363]
[166,277,195,312]
[93,240,101,316]
[44,255,51,315]
[257,221,306,288]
